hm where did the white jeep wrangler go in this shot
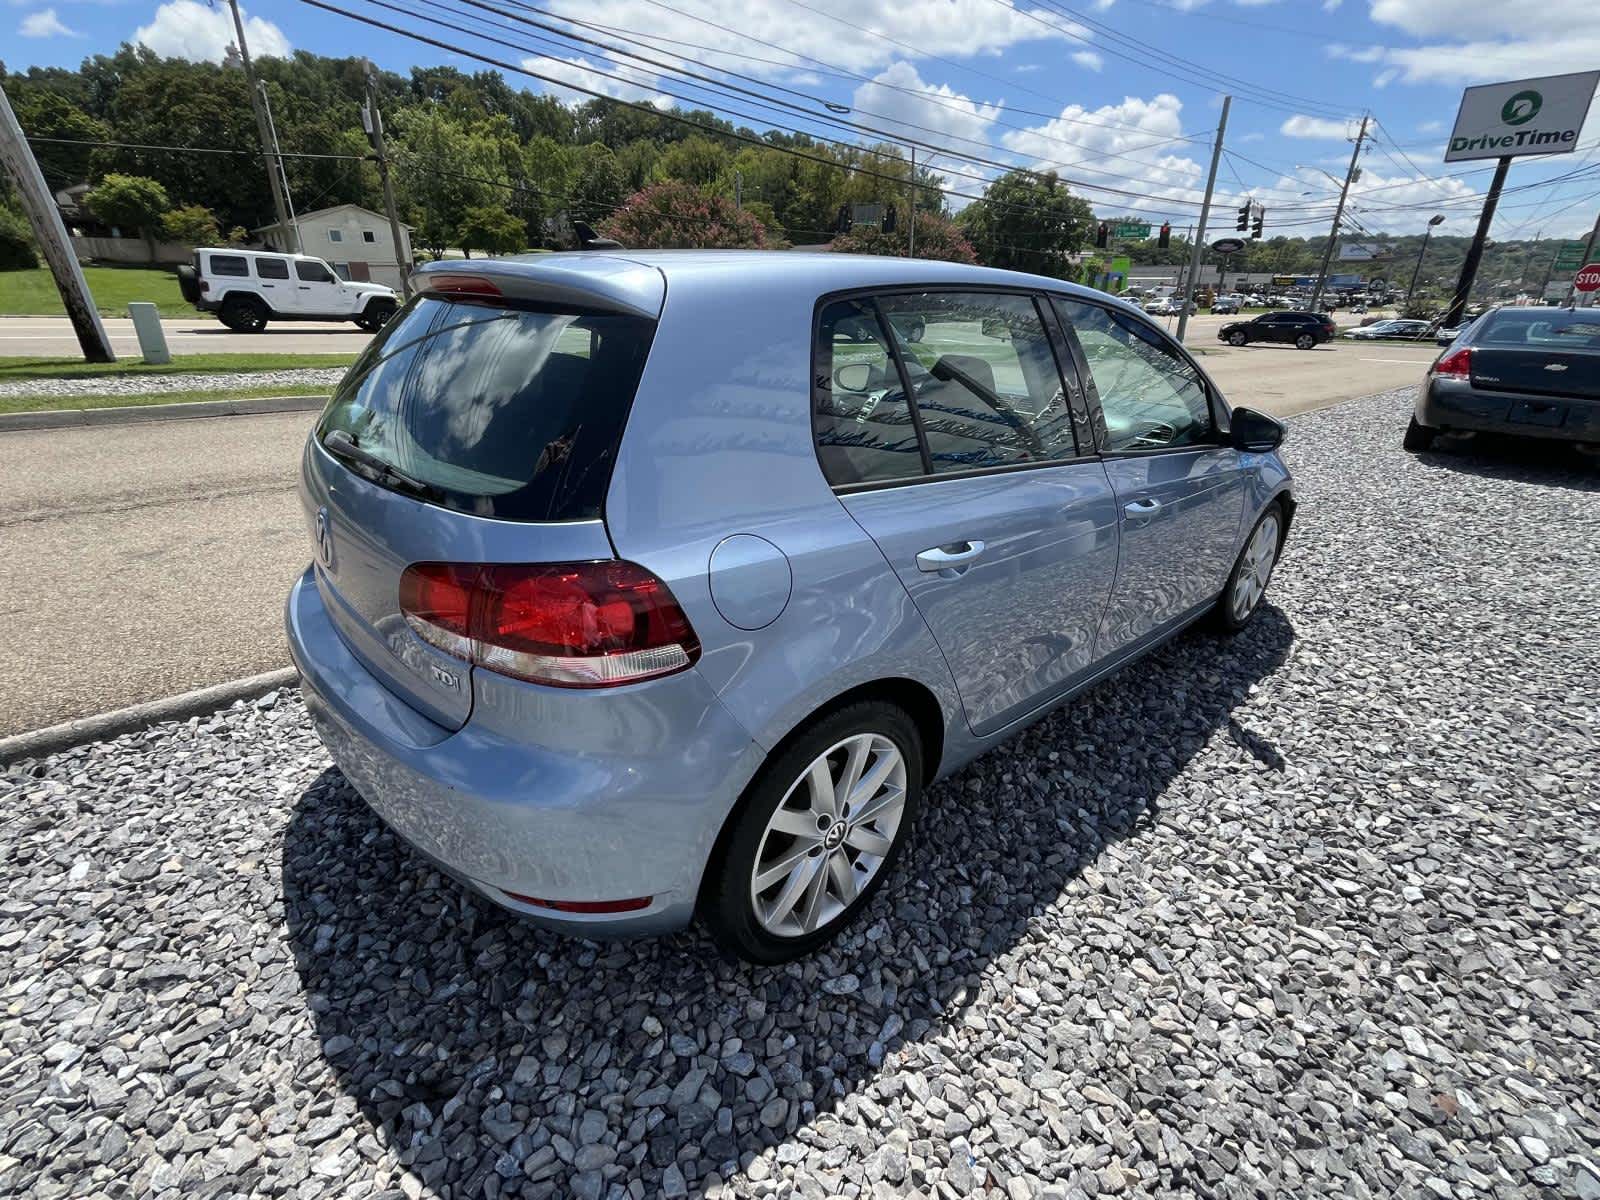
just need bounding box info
[177,248,399,333]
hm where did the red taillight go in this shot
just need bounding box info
[420,272,502,299]
[501,891,652,914]
[398,561,700,688]
[1434,347,1471,380]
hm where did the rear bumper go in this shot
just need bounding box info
[285,567,764,937]
[1417,380,1600,443]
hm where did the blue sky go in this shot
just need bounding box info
[10,0,1600,240]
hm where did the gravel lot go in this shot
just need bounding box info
[0,369,346,401]
[3,388,1598,1200]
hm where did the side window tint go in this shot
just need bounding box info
[296,260,334,283]
[1054,299,1214,453]
[255,257,289,279]
[208,255,248,277]
[813,299,925,486]
[879,292,1076,472]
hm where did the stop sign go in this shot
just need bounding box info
[1576,263,1600,293]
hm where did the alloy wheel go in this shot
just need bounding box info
[1231,513,1280,622]
[749,733,907,938]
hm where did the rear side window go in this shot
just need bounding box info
[813,299,926,486]
[208,254,248,277]
[317,297,655,521]
[255,257,289,279]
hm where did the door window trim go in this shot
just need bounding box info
[810,284,1098,495]
[1048,292,1233,460]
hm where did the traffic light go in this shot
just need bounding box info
[1157,222,1171,249]
[1095,222,1109,248]
[1251,205,1265,239]
[882,205,897,234]
[1235,201,1251,232]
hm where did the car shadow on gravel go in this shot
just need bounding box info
[1416,436,1600,492]
[282,605,1295,1198]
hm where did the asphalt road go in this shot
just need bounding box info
[0,340,1442,736]
[0,315,375,358]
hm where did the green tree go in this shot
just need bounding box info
[833,211,977,264]
[0,201,39,271]
[569,142,625,223]
[159,203,222,247]
[457,205,526,257]
[600,181,768,248]
[84,173,171,257]
[390,108,510,257]
[957,170,1093,277]
[6,88,109,190]
[652,135,730,189]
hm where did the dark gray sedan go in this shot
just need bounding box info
[1406,305,1600,451]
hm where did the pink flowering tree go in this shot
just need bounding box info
[598,182,770,249]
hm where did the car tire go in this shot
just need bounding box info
[1403,416,1438,453]
[702,700,923,964]
[906,318,926,343]
[1227,330,1247,347]
[1214,502,1283,634]
[1294,333,1315,350]
[356,300,397,332]
[219,296,269,333]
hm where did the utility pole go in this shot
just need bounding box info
[1405,213,1445,308]
[1310,114,1368,317]
[258,82,300,253]
[907,147,916,260]
[363,64,412,298]
[1564,208,1600,306]
[0,84,114,362]
[733,170,743,211]
[228,0,292,248]
[1445,155,1510,326]
[1176,94,1228,344]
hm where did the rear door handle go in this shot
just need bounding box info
[916,540,986,573]
[1124,497,1163,520]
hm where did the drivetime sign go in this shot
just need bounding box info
[1445,71,1600,162]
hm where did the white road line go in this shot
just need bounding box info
[1358,357,1433,364]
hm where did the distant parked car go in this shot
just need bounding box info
[287,251,1297,962]
[177,247,398,333]
[1434,324,1465,346]
[1218,311,1337,350]
[1211,296,1241,314]
[1144,296,1196,316]
[1407,304,1600,452]
[1345,319,1431,341]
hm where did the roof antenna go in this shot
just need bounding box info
[573,220,623,251]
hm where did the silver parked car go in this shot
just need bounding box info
[286,252,1297,962]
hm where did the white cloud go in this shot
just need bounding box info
[1071,50,1104,71]
[1281,114,1356,139]
[1326,43,1385,64]
[135,0,287,61]
[1239,131,1266,143]
[19,7,77,36]
[851,61,1002,152]
[1368,0,1590,39]
[1415,119,1443,134]
[1322,0,1342,10]
[1267,161,1482,235]
[521,53,666,106]
[539,0,1092,79]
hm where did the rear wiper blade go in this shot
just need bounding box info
[321,429,440,501]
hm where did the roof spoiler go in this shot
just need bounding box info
[573,220,624,251]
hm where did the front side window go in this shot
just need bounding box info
[255,256,290,279]
[208,254,248,277]
[1054,298,1214,453]
[813,299,925,487]
[296,259,334,283]
[878,292,1077,471]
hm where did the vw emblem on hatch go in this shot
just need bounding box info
[315,507,334,568]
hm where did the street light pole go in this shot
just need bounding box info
[1176,94,1229,344]
[1405,214,1445,311]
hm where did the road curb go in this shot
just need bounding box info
[0,394,328,433]
[0,667,299,766]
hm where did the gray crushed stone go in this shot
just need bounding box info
[0,368,347,401]
[2,388,1597,1199]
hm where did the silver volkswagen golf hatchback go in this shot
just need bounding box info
[287,251,1295,963]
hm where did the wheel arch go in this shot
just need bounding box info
[217,289,272,314]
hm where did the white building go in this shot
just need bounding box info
[254,204,413,290]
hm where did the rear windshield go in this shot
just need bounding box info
[316,296,655,522]
[1475,309,1600,350]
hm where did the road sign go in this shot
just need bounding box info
[1338,243,1386,261]
[1209,237,1245,255]
[1113,222,1151,239]
[1368,277,1387,290]
[1553,241,1588,271]
[1575,263,1600,293]
[1445,71,1600,162]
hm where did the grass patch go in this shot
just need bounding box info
[0,353,356,381]
[0,384,331,416]
[0,265,190,318]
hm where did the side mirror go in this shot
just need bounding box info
[1230,406,1286,452]
[833,361,874,393]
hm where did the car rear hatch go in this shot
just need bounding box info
[300,257,665,729]
[1466,310,1600,400]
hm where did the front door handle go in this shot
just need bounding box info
[916,540,986,573]
[1124,497,1163,520]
